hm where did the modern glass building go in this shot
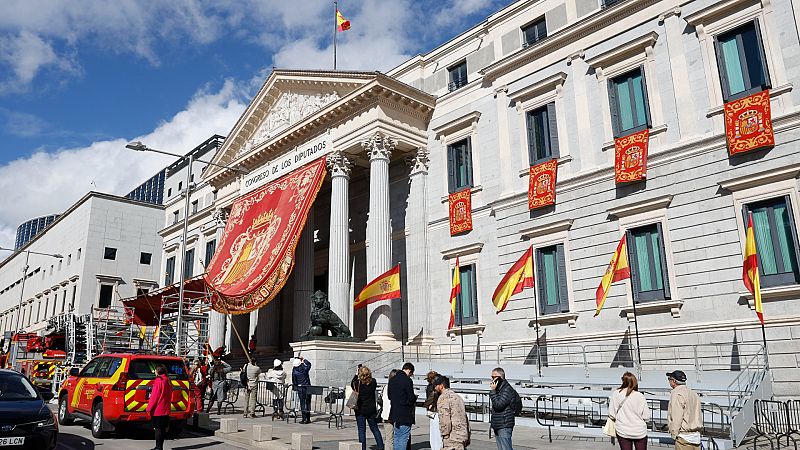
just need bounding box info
[15,215,59,250]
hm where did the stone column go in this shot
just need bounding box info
[326,151,352,328]
[659,8,697,139]
[567,52,594,168]
[208,209,228,351]
[258,297,278,351]
[405,148,433,345]
[363,133,396,342]
[293,208,314,341]
[248,310,258,346]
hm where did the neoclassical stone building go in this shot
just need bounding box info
[176,0,800,395]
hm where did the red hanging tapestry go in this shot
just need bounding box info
[724,90,774,156]
[614,129,649,183]
[528,159,558,210]
[448,189,473,235]
[205,158,326,314]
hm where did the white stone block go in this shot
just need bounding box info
[291,432,313,450]
[339,442,362,450]
[195,412,210,428]
[219,418,238,434]
[253,424,273,442]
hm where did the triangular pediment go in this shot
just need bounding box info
[208,69,377,176]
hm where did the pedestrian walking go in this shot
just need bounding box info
[666,370,702,450]
[147,365,173,450]
[350,366,385,450]
[608,372,649,450]
[190,358,208,412]
[488,367,519,450]
[292,356,312,423]
[264,358,287,420]
[381,369,398,450]
[388,362,417,450]
[205,354,231,415]
[435,376,470,450]
[242,357,262,418]
[424,371,443,450]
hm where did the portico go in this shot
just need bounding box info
[203,70,435,354]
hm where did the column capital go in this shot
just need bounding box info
[362,133,396,162]
[213,208,228,227]
[406,147,430,175]
[326,151,352,178]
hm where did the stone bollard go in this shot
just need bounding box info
[195,412,211,429]
[291,432,313,450]
[339,442,362,450]
[252,424,273,442]
[218,417,238,434]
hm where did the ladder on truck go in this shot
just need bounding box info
[64,313,90,366]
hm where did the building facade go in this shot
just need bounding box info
[0,193,164,335]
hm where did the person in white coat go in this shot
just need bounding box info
[262,359,287,420]
[608,372,650,450]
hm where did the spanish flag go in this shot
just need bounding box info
[354,265,401,310]
[743,212,764,324]
[336,10,350,32]
[492,247,534,313]
[594,234,631,316]
[449,257,461,329]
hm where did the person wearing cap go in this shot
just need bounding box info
[264,358,287,420]
[666,370,702,449]
[434,375,470,450]
[292,356,312,423]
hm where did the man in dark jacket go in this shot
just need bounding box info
[292,357,312,423]
[489,367,517,450]
[388,362,416,450]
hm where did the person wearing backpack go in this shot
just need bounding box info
[489,367,519,450]
[242,357,262,418]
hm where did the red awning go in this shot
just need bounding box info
[122,276,211,326]
[205,158,326,314]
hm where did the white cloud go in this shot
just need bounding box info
[0,79,247,249]
[0,108,48,137]
[0,31,79,93]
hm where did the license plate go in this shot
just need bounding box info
[0,437,24,446]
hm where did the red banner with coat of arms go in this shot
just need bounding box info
[614,129,649,183]
[724,90,774,156]
[449,189,473,235]
[528,159,557,210]
[205,158,327,314]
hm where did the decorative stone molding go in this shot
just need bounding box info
[326,151,352,178]
[740,284,800,309]
[607,195,673,219]
[520,219,574,240]
[406,147,430,175]
[447,323,486,337]
[441,242,484,260]
[586,31,659,78]
[530,312,579,328]
[212,209,229,226]
[621,299,683,320]
[362,133,396,161]
[657,7,682,24]
[431,111,481,141]
[509,72,567,104]
[718,163,800,192]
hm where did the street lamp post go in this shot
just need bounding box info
[126,141,247,357]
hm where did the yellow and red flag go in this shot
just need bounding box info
[492,247,534,313]
[449,257,461,329]
[336,10,350,32]
[743,213,764,324]
[594,234,631,316]
[354,265,401,310]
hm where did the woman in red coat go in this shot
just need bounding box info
[147,365,173,450]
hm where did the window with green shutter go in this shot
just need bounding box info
[743,197,800,287]
[608,67,651,138]
[626,224,671,302]
[535,244,570,314]
[526,103,559,165]
[454,264,479,326]
[447,137,474,193]
[165,256,175,286]
[714,21,771,102]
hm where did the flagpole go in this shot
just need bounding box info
[333,1,338,70]
[459,302,465,365]
[628,282,643,375]
[399,263,405,362]
[530,246,542,377]
[748,212,770,368]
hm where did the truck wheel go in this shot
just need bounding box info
[91,402,107,438]
[57,395,74,425]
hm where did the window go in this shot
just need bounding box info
[608,67,651,138]
[173,210,180,224]
[743,196,800,287]
[50,265,53,275]
[205,240,217,267]
[714,21,771,102]
[626,223,671,302]
[190,174,194,182]
[67,254,71,266]
[61,290,67,313]
[191,200,199,214]
[98,284,113,308]
[58,260,62,271]
[178,181,183,192]
[446,138,473,193]
[454,264,478,326]
[213,190,218,201]
[77,248,81,260]
[535,245,569,314]
[167,188,172,197]
[136,287,149,297]
[103,247,117,260]
[522,17,547,47]
[184,248,195,280]
[70,285,76,311]
[165,256,176,286]
[140,252,152,265]
[526,103,559,164]
[448,61,468,92]
[603,0,625,7]
[79,358,102,377]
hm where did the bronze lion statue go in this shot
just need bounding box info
[302,290,352,338]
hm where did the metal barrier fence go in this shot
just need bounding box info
[284,384,346,429]
[254,380,288,419]
[754,399,800,449]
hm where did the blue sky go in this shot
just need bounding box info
[0,0,507,248]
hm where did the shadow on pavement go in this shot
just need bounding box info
[57,432,96,449]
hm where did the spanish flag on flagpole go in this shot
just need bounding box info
[492,247,534,313]
[449,257,461,329]
[594,234,631,316]
[354,265,401,310]
[743,212,764,324]
[336,9,350,32]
